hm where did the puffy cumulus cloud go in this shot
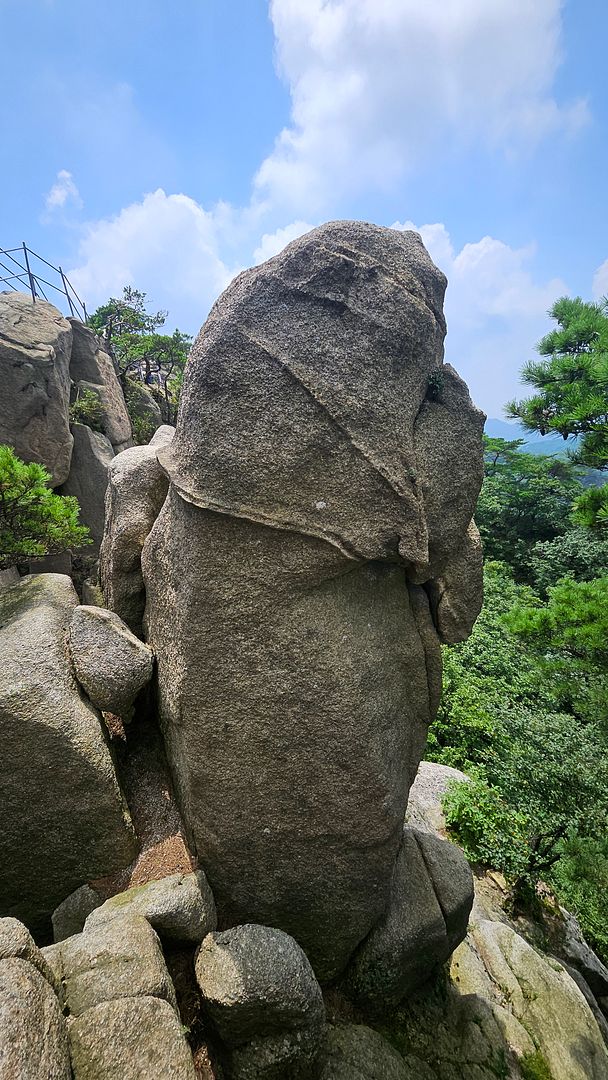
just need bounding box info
[392,220,568,415]
[253,219,316,264]
[44,170,82,212]
[68,189,241,332]
[592,259,608,300]
[257,0,589,212]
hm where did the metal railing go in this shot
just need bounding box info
[0,244,88,322]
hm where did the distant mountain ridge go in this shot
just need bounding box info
[484,417,574,456]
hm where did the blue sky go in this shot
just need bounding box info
[1,0,606,416]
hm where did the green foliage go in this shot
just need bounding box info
[69,387,105,432]
[427,562,547,771]
[476,437,583,575]
[507,296,608,472]
[436,564,608,947]
[528,526,608,596]
[507,577,608,729]
[0,445,91,569]
[442,707,608,893]
[89,287,191,424]
[130,414,157,446]
[571,482,608,528]
[551,836,608,964]
[442,777,529,879]
[520,1051,553,1080]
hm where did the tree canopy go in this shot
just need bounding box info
[88,287,192,426]
[0,446,90,569]
[506,296,608,470]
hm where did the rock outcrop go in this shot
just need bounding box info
[68,319,132,451]
[0,291,73,485]
[0,573,137,936]
[0,958,71,1078]
[378,759,608,1079]
[99,425,174,636]
[342,827,473,1014]
[68,997,197,1079]
[60,421,115,550]
[19,910,196,1078]
[139,221,484,980]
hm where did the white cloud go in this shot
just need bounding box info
[592,259,608,300]
[257,0,589,212]
[253,219,316,264]
[68,189,240,332]
[44,170,82,212]
[392,220,568,415]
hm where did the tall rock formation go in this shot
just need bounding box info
[0,291,73,486]
[138,222,485,981]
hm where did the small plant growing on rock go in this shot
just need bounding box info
[69,387,105,432]
[0,445,91,569]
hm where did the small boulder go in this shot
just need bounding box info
[60,913,177,1017]
[0,958,71,1079]
[319,1025,422,1080]
[195,924,325,1046]
[68,996,196,1079]
[0,917,59,992]
[68,604,154,715]
[84,871,216,943]
[229,1026,323,1080]
[342,827,473,1015]
[52,885,102,943]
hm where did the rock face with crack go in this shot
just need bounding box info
[0,291,73,485]
[130,222,485,981]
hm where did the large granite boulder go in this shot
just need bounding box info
[68,997,196,1079]
[84,870,216,943]
[342,826,473,1014]
[138,222,484,980]
[59,421,115,550]
[59,913,177,1017]
[0,573,137,936]
[68,604,154,715]
[68,319,132,451]
[99,426,174,636]
[0,958,71,1078]
[0,291,73,485]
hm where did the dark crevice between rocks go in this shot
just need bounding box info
[91,695,195,901]
[164,943,225,1080]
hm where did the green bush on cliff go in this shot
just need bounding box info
[0,445,91,569]
[69,387,105,432]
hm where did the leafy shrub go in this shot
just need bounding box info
[442,777,530,880]
[0,445,91,568]
[130,415,156,446]
[69,387,105,432]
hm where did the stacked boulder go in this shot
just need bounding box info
[0,290,169,554]
[0,571,159,939]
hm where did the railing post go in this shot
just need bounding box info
[59,266,76,317]
[22,243,36,302]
